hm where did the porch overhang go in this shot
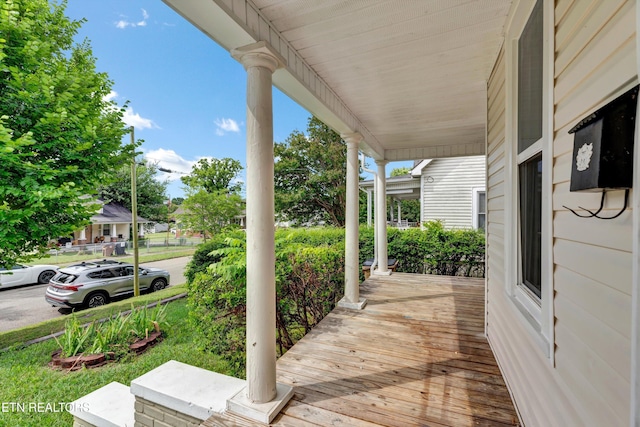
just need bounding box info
[162,0,513,161]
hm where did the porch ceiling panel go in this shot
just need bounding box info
[163,0,512,161]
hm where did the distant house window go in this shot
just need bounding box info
[472,188,486,230]
[102,224,110,236]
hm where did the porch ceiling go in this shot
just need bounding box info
[163,0,513,161]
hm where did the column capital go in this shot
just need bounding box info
[375,159,388,166]
[231,41,287,73]
[341,132,363,146]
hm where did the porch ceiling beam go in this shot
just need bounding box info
[162,0,385,160]
[385,141,485,162]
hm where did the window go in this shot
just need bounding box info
[519,154,542,298]
[102,224,110,236]
[517,0,543,301]
[472,188,486,230]
[505,0,553,358]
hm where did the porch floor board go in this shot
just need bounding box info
[202,273,519,426]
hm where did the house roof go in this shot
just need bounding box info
[162,0,513,162]
[359,174,421,200]
[91,202,150,225]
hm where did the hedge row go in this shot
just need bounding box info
[185,223,484,376]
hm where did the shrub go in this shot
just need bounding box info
[186,223,484,376]
[184,230,245,284]
[187,230,344,377]
[54,305,167,359]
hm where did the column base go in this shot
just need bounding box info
[373,269,392,276]
[227,383,293,424]
[338,296,368,310]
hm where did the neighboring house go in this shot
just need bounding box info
[72,2,640,427]
[72,201,150,244]
[360,155,485,229]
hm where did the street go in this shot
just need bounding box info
[0,256,191,333]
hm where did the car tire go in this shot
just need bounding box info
[38,270,56,284]
[151,278,167,292]
[84,292,109,308]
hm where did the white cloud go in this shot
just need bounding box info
[103,91,118,103]
[123,107,158,130]
[115,9,149,29]
[144,149,195,182]
[102,92,158,130]
[214,118,240,136]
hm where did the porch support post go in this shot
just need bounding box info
[631,4,640,424]
[375,160,390,275]
[367,189,372,227]
[111,224,117,240]
[339,133,366,310]
[228,41,292,424]
[398,200,402,224]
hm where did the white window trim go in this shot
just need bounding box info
[503,0,555,364]
[472,187,486,230]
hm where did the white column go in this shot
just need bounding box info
[230,42,292,417]
[79,228,86,241]
[367,189,372,227]
[139,223,145,237]
[339,133,366,310]
[375,160,390,274]
[111,224,117,240]
[397,200,402,224]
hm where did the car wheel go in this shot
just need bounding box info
[84,292,109,308]
[38,270,56,284]
[151,278,167,292]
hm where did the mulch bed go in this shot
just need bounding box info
[49,331,162,371]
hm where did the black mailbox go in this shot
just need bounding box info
[568,85,638,192]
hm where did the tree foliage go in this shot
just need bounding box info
[390,166,410,177]
[0,0,134,268]
[180,158,242,194]
[179,157,244,239]
[274,117,350,226]
[180,190,243,240]
[97,161,169,223]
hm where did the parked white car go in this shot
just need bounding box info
[0,264,59,289]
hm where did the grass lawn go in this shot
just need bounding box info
[30,246,196,268]
[0,285,188,351]
[0,299,231,427]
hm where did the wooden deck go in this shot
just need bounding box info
[204,273,520,426]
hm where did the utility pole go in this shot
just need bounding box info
[130,126,140,297]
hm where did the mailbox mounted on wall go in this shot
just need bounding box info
[564,84,638,219]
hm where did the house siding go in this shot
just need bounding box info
[486,1,635,426]
[420,156,485,229]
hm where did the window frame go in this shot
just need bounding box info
[504,0,554,362]
[472,187,486,230]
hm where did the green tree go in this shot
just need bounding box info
[180,190,243,240]
[97,161,169,223]
[179,157,244,239]
[390,166,410,177]
[0,0,134,268]
[180,158,242,194]
[274,116,352,226]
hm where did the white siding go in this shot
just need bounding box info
[420,156,485,229]
[486,1,636,426]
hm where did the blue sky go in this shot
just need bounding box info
[63,1,410,198]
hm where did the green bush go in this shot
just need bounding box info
[184,230,245,284]
[187,231,344,377]
[186,223,484,376]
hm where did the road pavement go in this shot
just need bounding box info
[0,256,191,333]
